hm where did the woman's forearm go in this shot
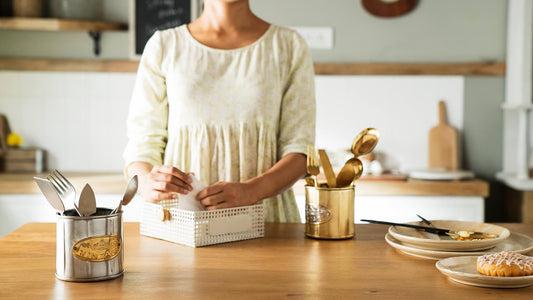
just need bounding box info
[245,152,307,200]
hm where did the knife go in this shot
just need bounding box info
[78,183,97,217]
[360,219,499,240]
[318,149,337,188]
[33,177,65,215]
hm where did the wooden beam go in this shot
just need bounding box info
[0,58,505,76]
[0,17,127,32]
[313,62,505,76]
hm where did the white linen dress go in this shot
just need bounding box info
[123,24,316,222]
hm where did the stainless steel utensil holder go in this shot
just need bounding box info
[56,208,123,282]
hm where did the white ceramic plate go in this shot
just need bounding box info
[409,169,474,180]
[388,220,511,251]
[385,232,533,260]
[436,256,533,288]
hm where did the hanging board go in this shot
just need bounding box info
[130,0,201,59]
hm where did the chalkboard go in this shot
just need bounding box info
[130,0,200,58]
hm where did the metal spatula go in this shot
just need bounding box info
[78,184,97,217]
[33,177,65,215]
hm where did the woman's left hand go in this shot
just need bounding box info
[196,181,260,210]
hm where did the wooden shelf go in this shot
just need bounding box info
[0,58,506,75]
[0,17,127,32]
[0,17,128,56]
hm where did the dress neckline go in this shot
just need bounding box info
[182,24,274,53]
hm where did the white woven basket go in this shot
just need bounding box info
[140,199,264,247]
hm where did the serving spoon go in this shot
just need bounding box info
[336,158,363,187]
[336,128,380,187]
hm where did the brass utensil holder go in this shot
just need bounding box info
[305,185,355,239]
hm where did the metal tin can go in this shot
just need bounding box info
[305,185,355,239]
[56,208,124,281]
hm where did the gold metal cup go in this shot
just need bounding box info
[305,185,355,239]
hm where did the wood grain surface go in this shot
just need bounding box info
[0,222,531,299]
[428,101,458,170]
[0,172,490,196]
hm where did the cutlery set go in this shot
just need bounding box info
[34,170,137,217]
[360,218,499,241]
[306,128,379,188]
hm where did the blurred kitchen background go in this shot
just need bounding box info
[1,0,532,236]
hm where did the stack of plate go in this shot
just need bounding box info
[385,220,533,259]
[384,220,533,288]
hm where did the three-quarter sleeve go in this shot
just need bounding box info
[123,31,169,175]
[277,33,316,159]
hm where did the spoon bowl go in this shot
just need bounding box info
[336,158,363,187]
[351,128,379,157]
[112,175,138,214]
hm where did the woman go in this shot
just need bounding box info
[123,0,315,222]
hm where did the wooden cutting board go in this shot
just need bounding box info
[428,101,458,170]
[0,114,11,154]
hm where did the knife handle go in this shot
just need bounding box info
[360,219,449,234]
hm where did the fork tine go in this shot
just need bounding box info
[47,177,65,195]
[54,169,71,186]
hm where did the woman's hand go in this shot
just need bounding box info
[133,164,193,203]
[196,181,260,210]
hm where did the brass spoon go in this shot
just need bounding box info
[336,158,363,187]
[335,128,380,187]
[351,127,380,157]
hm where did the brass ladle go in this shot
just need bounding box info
[336,128,380,187]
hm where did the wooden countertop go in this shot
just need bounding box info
[0,222,531,299]
[0,172,489,197]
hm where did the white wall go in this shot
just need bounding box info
[314,76,464,172]
[0,72,464,172]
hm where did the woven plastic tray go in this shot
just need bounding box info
[140,199,264,247]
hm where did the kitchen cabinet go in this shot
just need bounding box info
[293,179,488,224]
[0,172,489,238]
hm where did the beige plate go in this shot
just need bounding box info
[436,256,533,288]
[385,232,533,260]
[388,220,511,251]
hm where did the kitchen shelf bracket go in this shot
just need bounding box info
[88,31,101,56]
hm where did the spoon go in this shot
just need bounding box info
[336,158,363,187]
[351,127,379,157]
[112,175,138,214]
[335,128,380,187]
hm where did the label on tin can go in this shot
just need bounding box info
[305,204,332,224]
[72,235,121,262]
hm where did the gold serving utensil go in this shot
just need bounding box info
[335,157,363,187]
[351,127,379,157]
[304,175,315,187]
[360,219,499,241]
[306,144,320,187]
[335,128,379,187]
[318,149,337,188]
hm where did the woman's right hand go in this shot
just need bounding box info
[128,162,193,203]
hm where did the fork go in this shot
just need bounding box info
[47,169,80,216]
[306,144,320,187]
